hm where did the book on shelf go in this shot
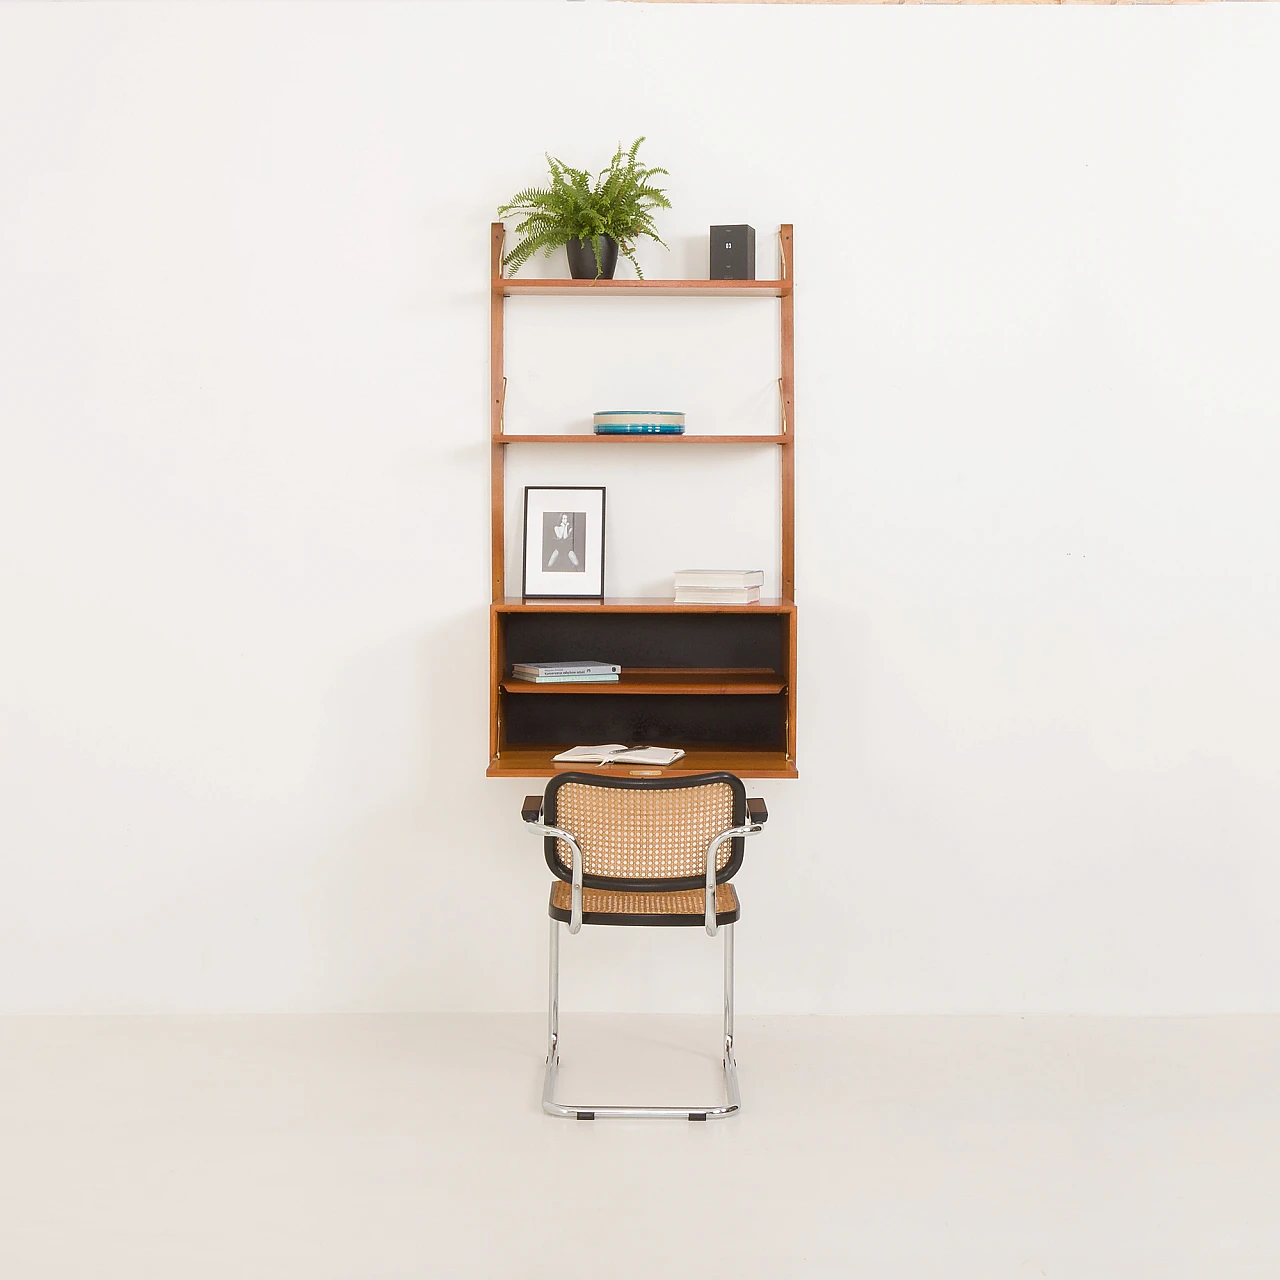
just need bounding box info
[674,569,765,590]
[674,587,761,604]
[510,673,619,684]
[511,661,621,677]
[552,744,686,766]
[594,424,684,435]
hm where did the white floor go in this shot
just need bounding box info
[0,1014,1276,1278]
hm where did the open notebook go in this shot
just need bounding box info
[551,744,686,767]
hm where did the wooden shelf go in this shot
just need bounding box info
[494,433,789,446]
[501,668,785,696]
[494,597,795,615]
[486,746,798,780]
[496,278,790,298]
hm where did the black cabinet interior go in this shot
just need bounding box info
[502,692,786,748]
[503,612,785,673]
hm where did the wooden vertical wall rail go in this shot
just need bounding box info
[779,225,795,603]
[787,606,798,766]
[490,223,506,603]
[490,224,506,763]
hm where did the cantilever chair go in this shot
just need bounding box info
[521,771,767,1121]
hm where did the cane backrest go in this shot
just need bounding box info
[543,772,747,892]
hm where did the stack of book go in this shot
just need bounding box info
[673,569,765,604]
[593,410,685,436]
[510,660,621,685]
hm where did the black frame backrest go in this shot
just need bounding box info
[543,771,747,893]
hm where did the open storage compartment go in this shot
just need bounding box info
[488,599,797,778]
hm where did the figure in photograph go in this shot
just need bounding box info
[542,511,585,572]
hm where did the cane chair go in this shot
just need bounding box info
[521,771,768,1121]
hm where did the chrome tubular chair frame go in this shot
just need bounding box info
[703,822,763,934]
[542,916,741,1122]
[524,820,586,933]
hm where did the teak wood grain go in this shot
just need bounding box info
[779,225,795,604]
[489,596,504,761]
[494,434,790,445]
[486,746,799,780]
[497,278,790,297]
[493,597,795,614]
[786,607,798,764]
[501,668,786,696]
[490,224,505,604]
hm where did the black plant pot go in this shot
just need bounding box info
[565,235,619,280]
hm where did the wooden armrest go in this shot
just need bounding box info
[747,797,768,825]
[521,795,543,824]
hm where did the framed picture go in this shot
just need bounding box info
[522,486,606,600]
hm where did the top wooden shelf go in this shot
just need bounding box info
[495,278,791,298]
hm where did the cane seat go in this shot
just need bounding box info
[549,879,740,927]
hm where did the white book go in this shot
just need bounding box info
[674,587,761,604]
[552,744,687,766]
[673,569,765,589]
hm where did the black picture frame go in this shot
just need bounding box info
[521,486,606,600]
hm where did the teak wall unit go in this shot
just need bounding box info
[488,222,797,779]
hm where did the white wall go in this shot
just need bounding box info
[2,1,1278,1015]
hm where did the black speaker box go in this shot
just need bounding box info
[710,225,756,281]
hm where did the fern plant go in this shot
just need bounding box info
[497,138,671,279]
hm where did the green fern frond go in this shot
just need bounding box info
[497,138,672,277]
